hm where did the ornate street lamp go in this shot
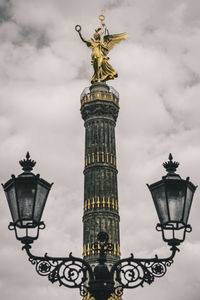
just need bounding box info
[147,153,197,246]
[2,152,53,244]
[2,152,197,300]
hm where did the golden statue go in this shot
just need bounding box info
[75,12,127,84]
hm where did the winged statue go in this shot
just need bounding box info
[75,12,127,84]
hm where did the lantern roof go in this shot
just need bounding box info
[148,154,196,191]
[2,152,53,191]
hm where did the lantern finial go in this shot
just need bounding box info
[19,152,36,172]
[169,153,173,161]
[163,153,179,173]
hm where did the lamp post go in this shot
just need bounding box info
[2,152,197,300]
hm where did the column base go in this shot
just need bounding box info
[83,292,122,300]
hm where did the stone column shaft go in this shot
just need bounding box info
[81,82,120,265]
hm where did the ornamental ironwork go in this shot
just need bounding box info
[20,230,179,300]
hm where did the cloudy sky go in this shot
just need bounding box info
[0,0,200,299]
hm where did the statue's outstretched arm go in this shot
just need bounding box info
[75,25,91,47]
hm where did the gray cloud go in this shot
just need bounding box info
[103,0,127,11]
[0,1,200,300]
[0,0,12,23]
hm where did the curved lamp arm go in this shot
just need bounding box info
[20,233,180,300]
[22,243,94,297]
[110,244,179,291]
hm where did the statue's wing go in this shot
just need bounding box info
[103,33,128,52]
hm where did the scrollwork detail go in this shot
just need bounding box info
[112,248,178,290]
[52,260,87,288]
[115,260,147,288]
[144,259,173,278]
[36,260,58,276]
[22,234,179,298]
[27,253,59,277]
[23,245,93,296]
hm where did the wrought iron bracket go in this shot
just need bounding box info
[22,243,94,297]
[21,232,180,300]
[110,244,179,294]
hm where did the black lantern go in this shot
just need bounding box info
[147,154,197,246]
[2,152,53,243]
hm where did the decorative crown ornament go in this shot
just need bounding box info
[19,152,36,172]
[163,153,179,174]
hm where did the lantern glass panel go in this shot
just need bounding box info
[34,183,49,222]
[16,180,36,221]
[167,182,185,222]
[183,186,193,224]
[6,186,18,223]
[152,185,169,224]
